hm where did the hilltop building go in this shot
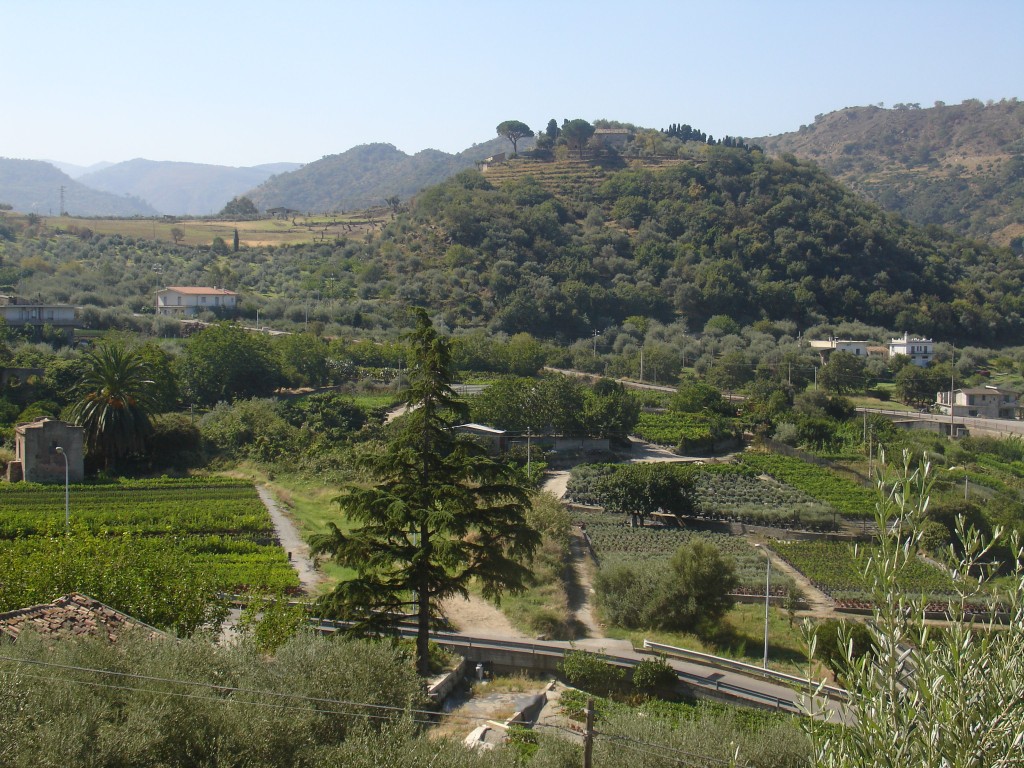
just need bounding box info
[156,286,237,317]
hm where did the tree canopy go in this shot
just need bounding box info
[495,120,534,155]
[311,309,539,674]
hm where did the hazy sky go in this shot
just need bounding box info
[3,0,1021,167]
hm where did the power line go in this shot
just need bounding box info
[595,730,746,767]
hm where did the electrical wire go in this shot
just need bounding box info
[594,730,746,766]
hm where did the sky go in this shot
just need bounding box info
[3,0,1022,168]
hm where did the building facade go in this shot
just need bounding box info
[936,386,1019,420]
[156,287,238,317]
[0,295,77,340]
[889,332,934,367]
[7,418,85,483]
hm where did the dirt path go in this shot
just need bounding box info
[256,485,324,595]
[541,470,570,499]
[760,545,836,618]
[567,530,603,638]
[441,594,530,640]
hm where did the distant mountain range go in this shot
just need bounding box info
[80,159,302,216]
[0,158,157,217]
[1,135,518,217]
[753,99,1024,246]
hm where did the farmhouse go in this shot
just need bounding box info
[936,386,1020,420]
[808,337,874,365]
[156,286,238,317]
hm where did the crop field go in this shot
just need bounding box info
[0,478,298,595]
[695,470,837,529]
[0,479,274,538]
[43,211,387,248]
[738,452,877,519]
[769,541,956,603]
[578,511,792,594]
[567,462,839,531]
[633,411,738,451]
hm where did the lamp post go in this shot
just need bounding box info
[754,543,771,669]
[55,446,69,530]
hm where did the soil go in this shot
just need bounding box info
[441,594,530,640]
[256,485,324,594]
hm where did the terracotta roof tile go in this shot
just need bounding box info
[0,593,166,643]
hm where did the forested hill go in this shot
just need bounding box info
[2,146,1021,347]
[754,100,1024,248]
[381,147,1022,345]
[0,158,157,217]
[246,137,518,212]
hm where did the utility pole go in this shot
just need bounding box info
[525,428,532,481]
[639,346,644,383]
[583,698,595,768]
[950,345,956,439]
[59,186,66,217]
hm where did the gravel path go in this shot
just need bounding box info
[256,485,324,595]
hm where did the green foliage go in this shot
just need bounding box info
[495,120,534,155]
[631,656,679,694]
[0,632,430,766]
[772,540,956,601]
[311,310,539,675]
[178,323,285,406]
[0,477,273,538]
[219,195,258,217]
[818,351,868,394]
[739,451,876,519]
[69,340,158,470]
[199,397,299,462]
[812,619,875,679]
[0,533,228,634]
[239,596,309,652]
[559,649,626,695]
[805,453,1024,766]
[594,540,737,632]
[595,461,696,519]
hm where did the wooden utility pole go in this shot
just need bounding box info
[583,698,595,768]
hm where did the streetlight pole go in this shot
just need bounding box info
[55,446,68,531]
[754,543,770,669]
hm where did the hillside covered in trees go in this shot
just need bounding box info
[754,99,1024,247]
[2,142,1022,346]
[246,137,519,212]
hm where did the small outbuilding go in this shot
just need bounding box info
[6,418,84,483]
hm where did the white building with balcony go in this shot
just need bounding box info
[889,332,934,367]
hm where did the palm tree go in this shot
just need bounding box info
[69,342,157,471]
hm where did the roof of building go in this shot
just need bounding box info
[0,593,166,643]
[13,417,81,435]
[159,286,237,296]
[957,386,1019,396]
[455,423,507,435]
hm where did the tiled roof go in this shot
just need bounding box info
[0,593,166,643]
[160,286,237,296]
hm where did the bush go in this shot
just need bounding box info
[594,540,738,633]
[560,649,626,696]
[631,657,678,694]
[813,618,875,679]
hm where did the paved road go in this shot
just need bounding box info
[859,406,1024,438]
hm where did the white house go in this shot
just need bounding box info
[808,338,872,365]
[156,287,238,317]
[889,332,934,367]
[936,386,1019,420]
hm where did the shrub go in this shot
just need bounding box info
[813,618,875,679]
[631,657,678,694]
[560,649,626,696]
